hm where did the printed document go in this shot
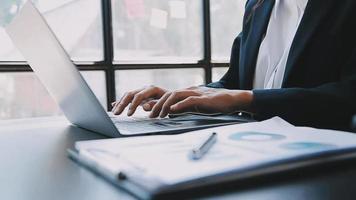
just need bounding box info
[75,117,356,185]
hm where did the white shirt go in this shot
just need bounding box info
[253,0,308,89]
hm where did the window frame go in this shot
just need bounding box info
[0,0,230,111]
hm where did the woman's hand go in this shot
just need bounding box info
[112,85,254,118]
[151,86,253,118]
[111,85,169,116]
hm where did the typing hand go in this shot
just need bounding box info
[112,86,253,118]
[111,86,169,116]
[150,87,254,118]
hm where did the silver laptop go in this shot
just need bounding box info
[6,2,249,137]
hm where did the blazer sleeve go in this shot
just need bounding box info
[251,49,356,131]
[207,33,242,89]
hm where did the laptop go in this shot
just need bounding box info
[6,1,252,137]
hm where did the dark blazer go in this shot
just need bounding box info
[208,0,356,131]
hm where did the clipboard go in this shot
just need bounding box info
[67,118,356,199]
[68,147,356,200]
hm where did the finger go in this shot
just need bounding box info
[111,96,125,111]
[127,91,148,116]
[114,90,131,110]
[111,102,118,111]
[150,92,172,118]
[142,100,157,111]
[170,96,204,114]
[113,90,140,115]
[128,87,165,116]
[159,90,195,118]
[112,93,133,115]
[112,101,119,112]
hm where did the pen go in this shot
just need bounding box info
[189,132,217,160]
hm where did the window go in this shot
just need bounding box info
[115,69,204,99]
[210,0,244,62]
[0,71,106,119]
[0,0,245,120]
[0,0,103,61]
[212,67,229,82]
[112,0,204,63]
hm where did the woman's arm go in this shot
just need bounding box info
[251,76,356,131]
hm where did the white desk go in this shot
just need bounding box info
[1,117,356,200]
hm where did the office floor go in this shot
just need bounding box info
[1,117,356,200]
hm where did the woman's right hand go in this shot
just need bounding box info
[111,86,169,116]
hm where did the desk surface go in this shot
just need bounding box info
[1,117,356,200]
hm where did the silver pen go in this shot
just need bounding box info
[189,132,217,160]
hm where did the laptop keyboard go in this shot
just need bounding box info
[111,116,175,133]
[107,110,249,134]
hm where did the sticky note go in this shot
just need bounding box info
[169,1,187,19]
[150,8,168,29]
[124,0,145,19]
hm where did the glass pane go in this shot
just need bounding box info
[212,67,229,82]
[115,68,204,99]
[112,0,204,64]
[0,71,107,120]
[81,71,107,109]
[0,0,103,62]
[211,0,245,62]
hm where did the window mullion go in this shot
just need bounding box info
[202,0,212,84]
[102,0,116,110]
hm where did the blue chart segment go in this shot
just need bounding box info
[229,132,286,142]
[280,142,337,150]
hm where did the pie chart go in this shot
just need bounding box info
[229,132,286,142]
[280,142,337,150]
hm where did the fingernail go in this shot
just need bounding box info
[143,103,150,110]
